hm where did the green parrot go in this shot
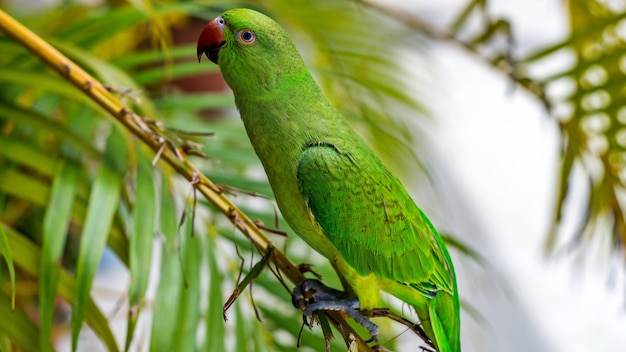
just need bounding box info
[197,8,460,352]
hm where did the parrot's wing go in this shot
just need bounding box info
[297,143,453,296]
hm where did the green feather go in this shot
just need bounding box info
[212,8,461,352]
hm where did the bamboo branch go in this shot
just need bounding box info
[0,9,372,352]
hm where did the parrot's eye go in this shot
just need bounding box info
[238,29,256,45]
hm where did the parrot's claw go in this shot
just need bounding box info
[291,279,379,343]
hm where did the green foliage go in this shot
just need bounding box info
[40,162,79,351]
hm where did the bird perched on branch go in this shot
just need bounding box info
[197,8,460,352]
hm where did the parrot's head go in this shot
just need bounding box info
[197,8,308,94]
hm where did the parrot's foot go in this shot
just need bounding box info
[291,279,379,343]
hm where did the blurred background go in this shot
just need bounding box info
[1,0,626,351]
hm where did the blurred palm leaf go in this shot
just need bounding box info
[440,0,626,261]
[521,0,626,260]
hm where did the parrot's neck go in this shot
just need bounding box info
[235,71,338,135]
[233,70,351,179]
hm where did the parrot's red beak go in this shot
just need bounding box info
[197,18,225,64]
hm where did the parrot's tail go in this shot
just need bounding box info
[414,290,461,352]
